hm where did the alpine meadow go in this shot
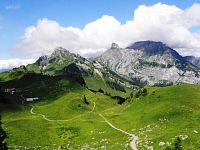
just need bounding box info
[1,1,200,150]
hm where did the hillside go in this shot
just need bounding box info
[1,84,200,149]
[0,47,137,99]
[184,56,200,68]
[1,41,200,149]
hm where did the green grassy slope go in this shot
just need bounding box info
[2,89,130,150]
[0,73,81,111]
[0,66,28,82]
[102,84,200,149]
[85,76,135,98]
[1,82,200,149]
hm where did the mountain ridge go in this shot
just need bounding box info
[184,56,200,68]
[97,41,200,86]
[1,41,200,87]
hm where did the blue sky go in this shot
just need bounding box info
[0,0,199,59]
[0,0,200,69]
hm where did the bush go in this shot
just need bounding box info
[135,88,147,98]
[0,116,8,150]
[98,88,104,94]
[130,92,134,98]
[174,137,182,150]
[142,88,147,96]
[165,137,182,150]
[83,95,89,105]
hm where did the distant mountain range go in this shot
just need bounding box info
[97,41,200,86]
[0,69,10,73]
[1,41,200,86]
[184,56,200,68]
[2,41,200,150]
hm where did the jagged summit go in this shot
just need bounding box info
[97,40,200,86]
[51,47,71,58]
[184,56,200,68]
[126,41,172,54]
[35,55,49,66]
[52,47,70,53]
[31,46,96,76]
[111,43,120,49]
[35,47,77,67]
[127,41,164,48]
[126,41,184,61]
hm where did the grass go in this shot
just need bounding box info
[102,84,200,149]
[85,76,134,98]
[2,89,130,150]
[1,81,200,149]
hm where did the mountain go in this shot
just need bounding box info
[0,69,10,73]
[1,43,200,149]
[26,47,91,75]
[2,42,200,87]
[97,41,200,86]
[184,56,200,68]
[0,47,136,100]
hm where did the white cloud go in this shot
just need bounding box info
[5,5,20,10]
[16,3,200,57]
[0,58,36,69]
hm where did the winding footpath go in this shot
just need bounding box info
[30,107,83,122]
[99,113,138,150]
[91,102,96,112]
[30,102,96,122]
[30,101,138,149]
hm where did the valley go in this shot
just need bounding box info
[1,41,200,149]
[1,83,200,149]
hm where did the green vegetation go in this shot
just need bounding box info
[1,67,200,149]
[1,88,128,149]
[166,137,182,150]
[106,80,126,93]
[1,83,200,149]
[0,66,28,81]
[104,84,200,149]
[85,76,134,98]
[0,115,8,150]
[134,88,147,98]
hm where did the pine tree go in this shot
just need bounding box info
[0,115,8,150]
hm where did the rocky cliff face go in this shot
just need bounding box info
[184,56,200,68]
[97,41,200,86]
[30,47,135,91]
[33,47,93,75]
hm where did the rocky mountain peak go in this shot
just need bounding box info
[97,40,200,86]
[126,41,184,61]
[35,55,49,66]
[50,47,74,61]
[126,41,170,54]
[35,47,75,67]
[111,43,120,49]
[51,47,70,56]
[184,56,200,68]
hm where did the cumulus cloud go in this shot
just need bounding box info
[16,3,200,57]
[0,58,36,69]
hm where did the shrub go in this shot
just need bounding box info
[165,137,182,150]
[135,88,147,98]
[174,137,182,150]
[83,95,89,105]
[0,116,8,150]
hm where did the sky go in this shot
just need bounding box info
[0,0,200,69]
